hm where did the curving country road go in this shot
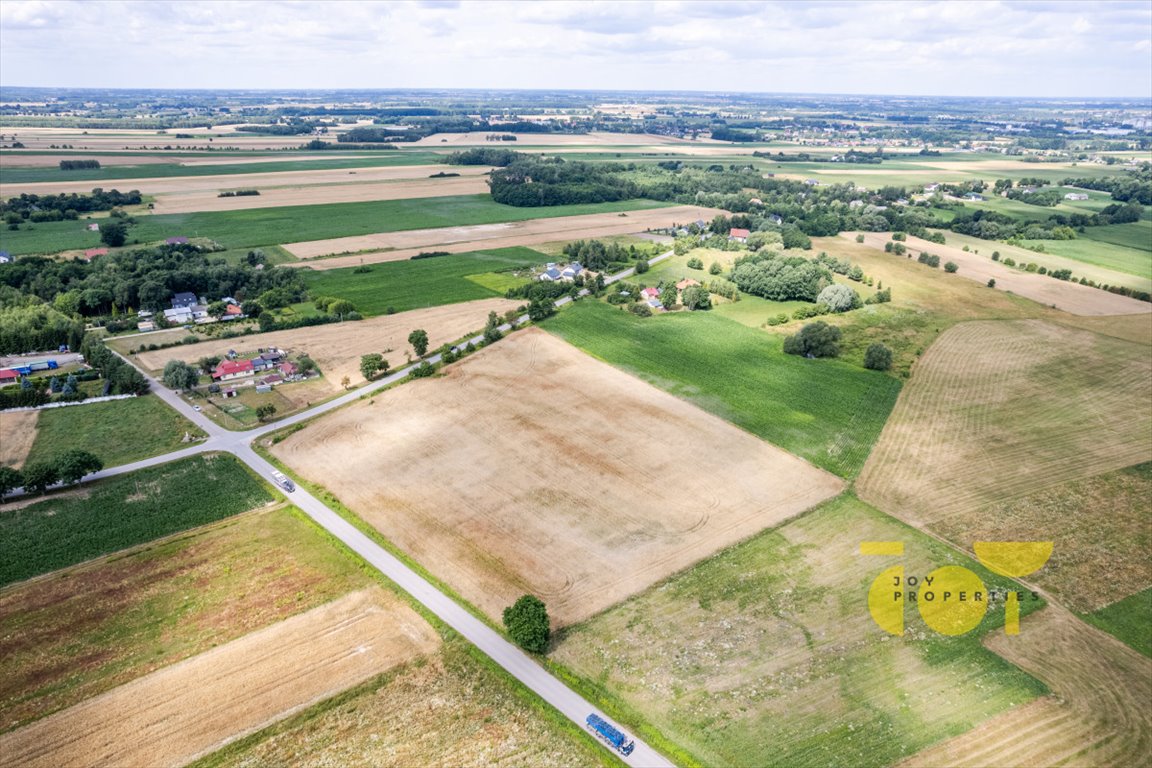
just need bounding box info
[11,252,678,767]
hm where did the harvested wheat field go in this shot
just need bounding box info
[0,163,492,197]
[150,175,490,213]
[900,605,1152,768]
[133,297,519,391]
[857,320,1152,528]
[0,588,439,768]
[272,328,844,627]
[409,131,693,146]
[284,204,724,263]
[0,409,38,468]
[846,231,1151,316]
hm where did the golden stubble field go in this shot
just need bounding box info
[846,232,1152,316]
[0,409,38,468]
[272,328,844,627]
[0,588,439,768]
[133,298,520,393]
[283,204,725,263]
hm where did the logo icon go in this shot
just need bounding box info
[862,541,1052,636]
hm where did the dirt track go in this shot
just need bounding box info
[0,410,38,468]
[846,232,1151,316]
[283,204,726,263]
[272,328,844,627]
[0,588,439,768]
[133,298,520,392]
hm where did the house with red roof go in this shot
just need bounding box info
[0,368,20,386]
[212,358,254,381]
[729,227,751,243]
[676,278,700,291]
[82,248,109,260]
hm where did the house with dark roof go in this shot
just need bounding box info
[171,292,199,310]
[0,251,10,264]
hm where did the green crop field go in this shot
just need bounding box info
[552,493,1047,768]
[1083,587,1152,658]
[1016,235,1151,281]
[302,246,545,315]
[0,506,373,732]
[0,152,445,185]
[0,195,673,255]
[543,301,902,478]
[24,394,205,469]
[0,453,274,586]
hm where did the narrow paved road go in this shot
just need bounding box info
[11,251,678,767]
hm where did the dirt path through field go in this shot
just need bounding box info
[272,328,844,627]
[0,409,38,469]
[283,204,725,263]
[845,232,1151,316]
[899,605,1152,768]
[133,298,520,393]
[0,587,438,768]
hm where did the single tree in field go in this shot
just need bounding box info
[256,404,277,421]
[99,220,127,248]
[503,595,550,653]
[864,342,893,371]
[944,261,959,273]
[360,353,384,380]
[340,375,351,389]
[783,321,842,358]
[408,329,429,357]
[681,285,712,311]
[21,461,59,495]
[0,466,23,501]
[55,449,104,485]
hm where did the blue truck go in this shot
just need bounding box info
[586,713,635,756]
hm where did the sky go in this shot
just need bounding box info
[1,0,1150,98]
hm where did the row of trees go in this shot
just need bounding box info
[1,189,142,222]
[80,334,149,395]
[0,449,103,500]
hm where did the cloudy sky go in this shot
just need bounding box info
[1,0,1150,97]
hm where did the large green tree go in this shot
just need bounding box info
[55,449,104,485]
[783,321,842,358]
[162,360,200,391]
[360,353,385,380]
[503,595,550,653]
[21,461,59,495]
[0,466,23,501]
[408,329,429,357]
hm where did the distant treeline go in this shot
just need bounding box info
[1061,172,1152,205]
[59,160,100,170]
[301,139,397,151]
[233,123,317,135]
[710,127,759,142]
[443,148,523,166]
[1,189,142,221]
[217,190,261,197]
[753,150,884,164]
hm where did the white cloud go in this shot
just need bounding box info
[0,0,1148,96]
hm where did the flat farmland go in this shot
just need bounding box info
[0,506,373,732]
[900,606,1152,768]
[857,320,1152,529]
[552,494,1047,768]
[0,194,675,256]
[0,588,439,768]
[0,409,38,468]
[282,203,721,261]
[196,639,613,768]
[151,175,490,213]
[133,298,521,392]
[846,232,1152,316]
[301,247,544,315]
[1,163,491,197]
[272,328,844,627]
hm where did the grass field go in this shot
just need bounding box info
[0,153,445,185]
[0,195,673,255]
[0,453,274,586]
[543,301,902,478]
[193,637,614,768]
[858,319,1151,529]
[552,493,1047,768]
[0,506,373,732]
[1082,587,1152,658]
[23,394,205,469]
[301,246,544,315]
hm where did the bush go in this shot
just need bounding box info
[992,251,1001,261]
[766,313,790,326]
[987,278,997,288]
[782,321,841,358]
[503,595,550,653]
[855,234,865,243]
[944,261,959,273]
[687,257,704,270]
[708,261,723,275]
[816,284,860,313]
[864,342,893,371]
[629,302,653,317]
